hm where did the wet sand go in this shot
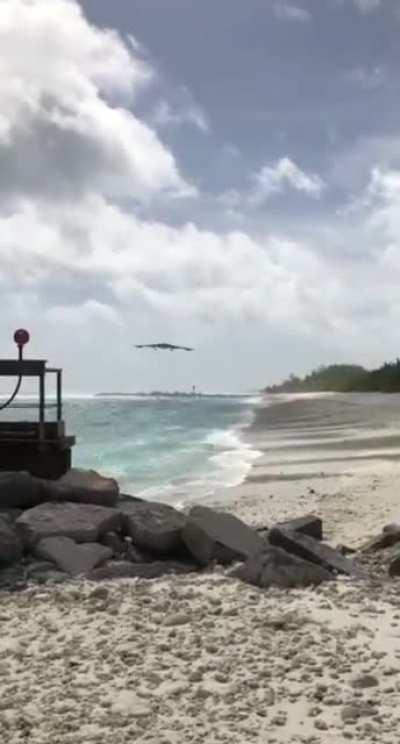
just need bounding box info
[210,393,400,547]
[2,393,400,743]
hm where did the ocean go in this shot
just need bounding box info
[61,395,261,505]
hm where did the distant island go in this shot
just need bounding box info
[95,391,250,399]
[265,360,400,394]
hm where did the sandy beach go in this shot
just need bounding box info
[2,393,400,744]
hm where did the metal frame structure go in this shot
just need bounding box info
[0,332,75,478]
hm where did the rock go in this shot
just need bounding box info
[111,690,151,717]
[0,563,26,591]
[268,527,355,575]
[41,468,119,507]
[351,674,379,689]
[232,545,332,589]
[120,501,186,555]
[0,509,23,524]
[361,529,400,552]
[341,702,376,721]
[100,531,126,558]
[26,560,68,585]
[388,552,400,577]
[0,516,23,565]
[89,559,197,581]
[182,505,262,566]
[118,493,145,504]
[383,522,400,533]
[276,514,323,540]
[35,537,112,576]
[124,538,150,563]
[16,502,120,548]
[336,544,356,556]
[0,472,44,509]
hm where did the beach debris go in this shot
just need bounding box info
[268,527,355,575]
[35,536,112,576]
[16,501,120,548]
[120,501,186,555]
[182,505,262,567]
[89,559,197,581]
[41,468,119,507]
[232,545,332,589]
[0,515,23,565]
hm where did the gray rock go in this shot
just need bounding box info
[120,501,185,554]
[35,536,112,576]
[268,527,355,575]
[0,563,26,591]
[118,493,145,504]
[100,531,126,557]
[16,501,120,548]
[26,560,68,585]
[388,552,400,577]
[41,468,119,507]
[383,522,400,534]
[89,559,197,581]
[336,544,356,556]
[0,509,23,524]
[361,529,400,552]
[0,516,23,565]
[351,674,379,689]
[232,545,332,589]
[276,514,323,541]
[182,505,262,567]
[0,472,44,509]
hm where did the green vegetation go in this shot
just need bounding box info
[265,360,400,393]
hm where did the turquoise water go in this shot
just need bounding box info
[60,395,260,505]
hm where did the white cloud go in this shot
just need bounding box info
[273,2,312,22]
[3,0,400,391]
[0,0,194,203]
[251,157,325,204]
[152,100,209,133]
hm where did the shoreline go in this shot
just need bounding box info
[206,393,400,547]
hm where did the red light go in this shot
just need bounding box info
[14,329,30,347]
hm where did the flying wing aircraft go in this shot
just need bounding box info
[135,343,194,351]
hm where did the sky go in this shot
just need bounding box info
[1,0,400,393]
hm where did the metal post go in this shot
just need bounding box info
[57,369,62,422]
[39,372,45,446]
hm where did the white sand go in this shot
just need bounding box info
[2,393,400,743]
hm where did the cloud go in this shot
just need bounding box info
[273,2,312,22]
[0,0,194,204]
[3,0,400,391]
[346,65,386,90]
[152,100,209,133]
[353,0,381,13]
[251,158,325,204]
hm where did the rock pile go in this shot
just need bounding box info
[0,467,395,591]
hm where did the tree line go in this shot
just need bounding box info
[264,360,400,393]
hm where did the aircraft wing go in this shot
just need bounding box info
[134,343,194,351]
